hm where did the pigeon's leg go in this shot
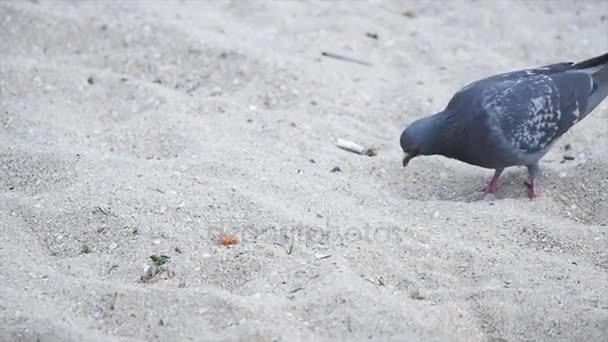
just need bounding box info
[524,163,540,199]
[483,168,504,194]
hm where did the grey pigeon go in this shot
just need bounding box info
[400,52,608,198]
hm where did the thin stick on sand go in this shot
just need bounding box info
[321,51,372,66]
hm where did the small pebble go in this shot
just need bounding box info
[153,239,161,245]
[562,155,575,161]
[330,166,342,173]
[402,10,417,18]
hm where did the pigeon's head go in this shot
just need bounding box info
[399,115,442,167]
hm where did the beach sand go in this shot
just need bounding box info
[1,1,607,341]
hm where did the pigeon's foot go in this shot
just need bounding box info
[482,169,504,195]
[524,181,539,199]
[482,179,500,194]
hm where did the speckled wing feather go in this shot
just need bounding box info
[481,69,594,154]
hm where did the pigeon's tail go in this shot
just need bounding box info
[571,53,608,71]
[570,52,608,113]
[594,66,608,82]
[571,52,608,82]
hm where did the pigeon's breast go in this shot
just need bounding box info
[435,111,511,169]
[461,120,522,168]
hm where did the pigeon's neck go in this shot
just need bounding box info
[422,111,466,158]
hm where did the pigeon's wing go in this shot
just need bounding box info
[483,71,594,154]
[451,63,573,103]
[483,62,573,82]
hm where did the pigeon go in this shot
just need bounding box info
[400,52,608,199]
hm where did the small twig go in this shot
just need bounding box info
[148,187,165,194]
[95,206,109,216]
[315,253,332,260]
[186,82,201,94]
[110,292,118,310]
[321,51,372,66]
[365,277,378,285]
[289,286,304,294]
[107,264,119,274]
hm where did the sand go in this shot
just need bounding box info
[1,1,608,341]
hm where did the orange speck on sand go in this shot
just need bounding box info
[218,233,239,246]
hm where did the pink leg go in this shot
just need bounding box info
[524,181,539,199]
[483,168,504,194]
[525,164,541,199]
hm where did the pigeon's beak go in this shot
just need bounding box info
[402,153,413,168]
